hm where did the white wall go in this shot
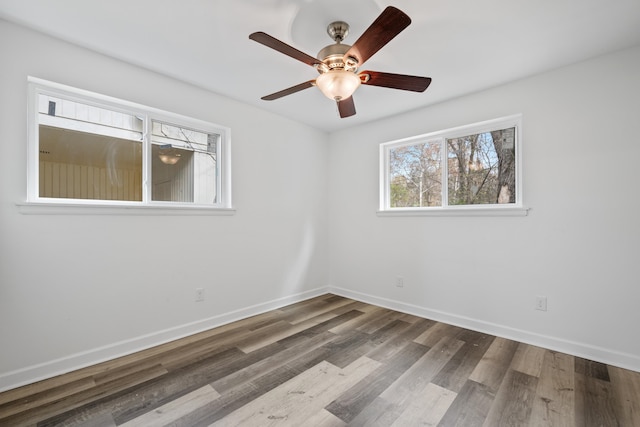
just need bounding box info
[328,45,640,372]
[0,20,330,391]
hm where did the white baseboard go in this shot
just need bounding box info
[0,287,328,393]
[3,286,638,393]
[329,286,640,373]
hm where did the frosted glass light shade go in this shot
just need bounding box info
[316,70,361,100]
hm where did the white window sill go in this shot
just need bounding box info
[377,207,529,217]
[17,202,236,216]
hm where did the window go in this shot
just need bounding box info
[380,115,525,215]
[27,78,231,211]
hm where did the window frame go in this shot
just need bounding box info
[24,77,233,214]
[379,115,528,216]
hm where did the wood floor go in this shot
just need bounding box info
[1,294,639,426]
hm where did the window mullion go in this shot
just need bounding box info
[142,115,152,204]
[440,137,448,208]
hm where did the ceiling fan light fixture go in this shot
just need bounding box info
[158,145,182,165]
[315,70,361,101]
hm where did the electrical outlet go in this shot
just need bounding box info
[535,296,547,311]
[195,288,205,302]
[395,276,404,288]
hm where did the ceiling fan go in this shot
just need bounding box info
[249,6,431,118]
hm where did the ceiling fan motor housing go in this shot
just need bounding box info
[317,43,355,72]
[316,21,358,73]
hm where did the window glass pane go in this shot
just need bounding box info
[389,141,441,207]
[38,95,143,201]
[446,127,516,205]
[151,121,218,204]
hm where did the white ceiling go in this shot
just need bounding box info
[1,0,639,132]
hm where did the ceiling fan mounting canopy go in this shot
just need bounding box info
[326,21,350,43]
[248,6,431,118]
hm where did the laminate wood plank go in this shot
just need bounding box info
[469,336,520,392]
[325,341,428,423]
[413,321,463,348]
[366,318,436,363]
[432,329,495,393]
[284,296,355,325]
[529,349,575,427]
[327,300,375,316]
[53,411,117,427]
[276,295,345,322]
[160,330,255,372]
[0,373,94,407]
[575,357,611,382]
[609,365,640,427]
[510,343,547,378]
[395,312,423,324]
[43,346,247,426]
[168,379,264,426]
[328,305,389,335]
[275,309,364,348]
[113,345,282,424]
[4,363,169,426]
[209,356,380,426]
[247,315,286,332]
[482,369,538,426]
[0,377,96,419]
[330,307,385,334]
[174,365,304,426]
[238,311,342,354]
[39,361,202,425]
[350,336,465,425]
[92,357,169,386]
[323,330,382,369]
[379,336,465,403]
[323,294,350,304]
[211,331,338,394]
[356,309,405,334]
[437,379,495,427]
[0,348,157,408]
[390,382,457,427]
[235,320,307,353]
[346,396,396,427]
[342,337,464,426]
[325,319,411,369]
[575,372,619,427]
[40,406,116,427]
[276,294,334,314]
[120,385,220,427]
[302,408,347,427]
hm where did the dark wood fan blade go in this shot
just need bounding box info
[343,6,411,66]
[249,32,320,68]
[261,80,316,101]
[337,96,356,118]
[360,70,431,92]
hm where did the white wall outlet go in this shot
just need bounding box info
[395,276,404,288]
[195,288,205,302]
[535,296,547,311]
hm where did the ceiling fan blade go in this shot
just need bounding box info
[343,6,411,66]
[249,32,321,68]
[261,80,316,101]
[337,96,356,118]
[360,71,431,92]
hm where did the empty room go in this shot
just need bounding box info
[0,1,639,426]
